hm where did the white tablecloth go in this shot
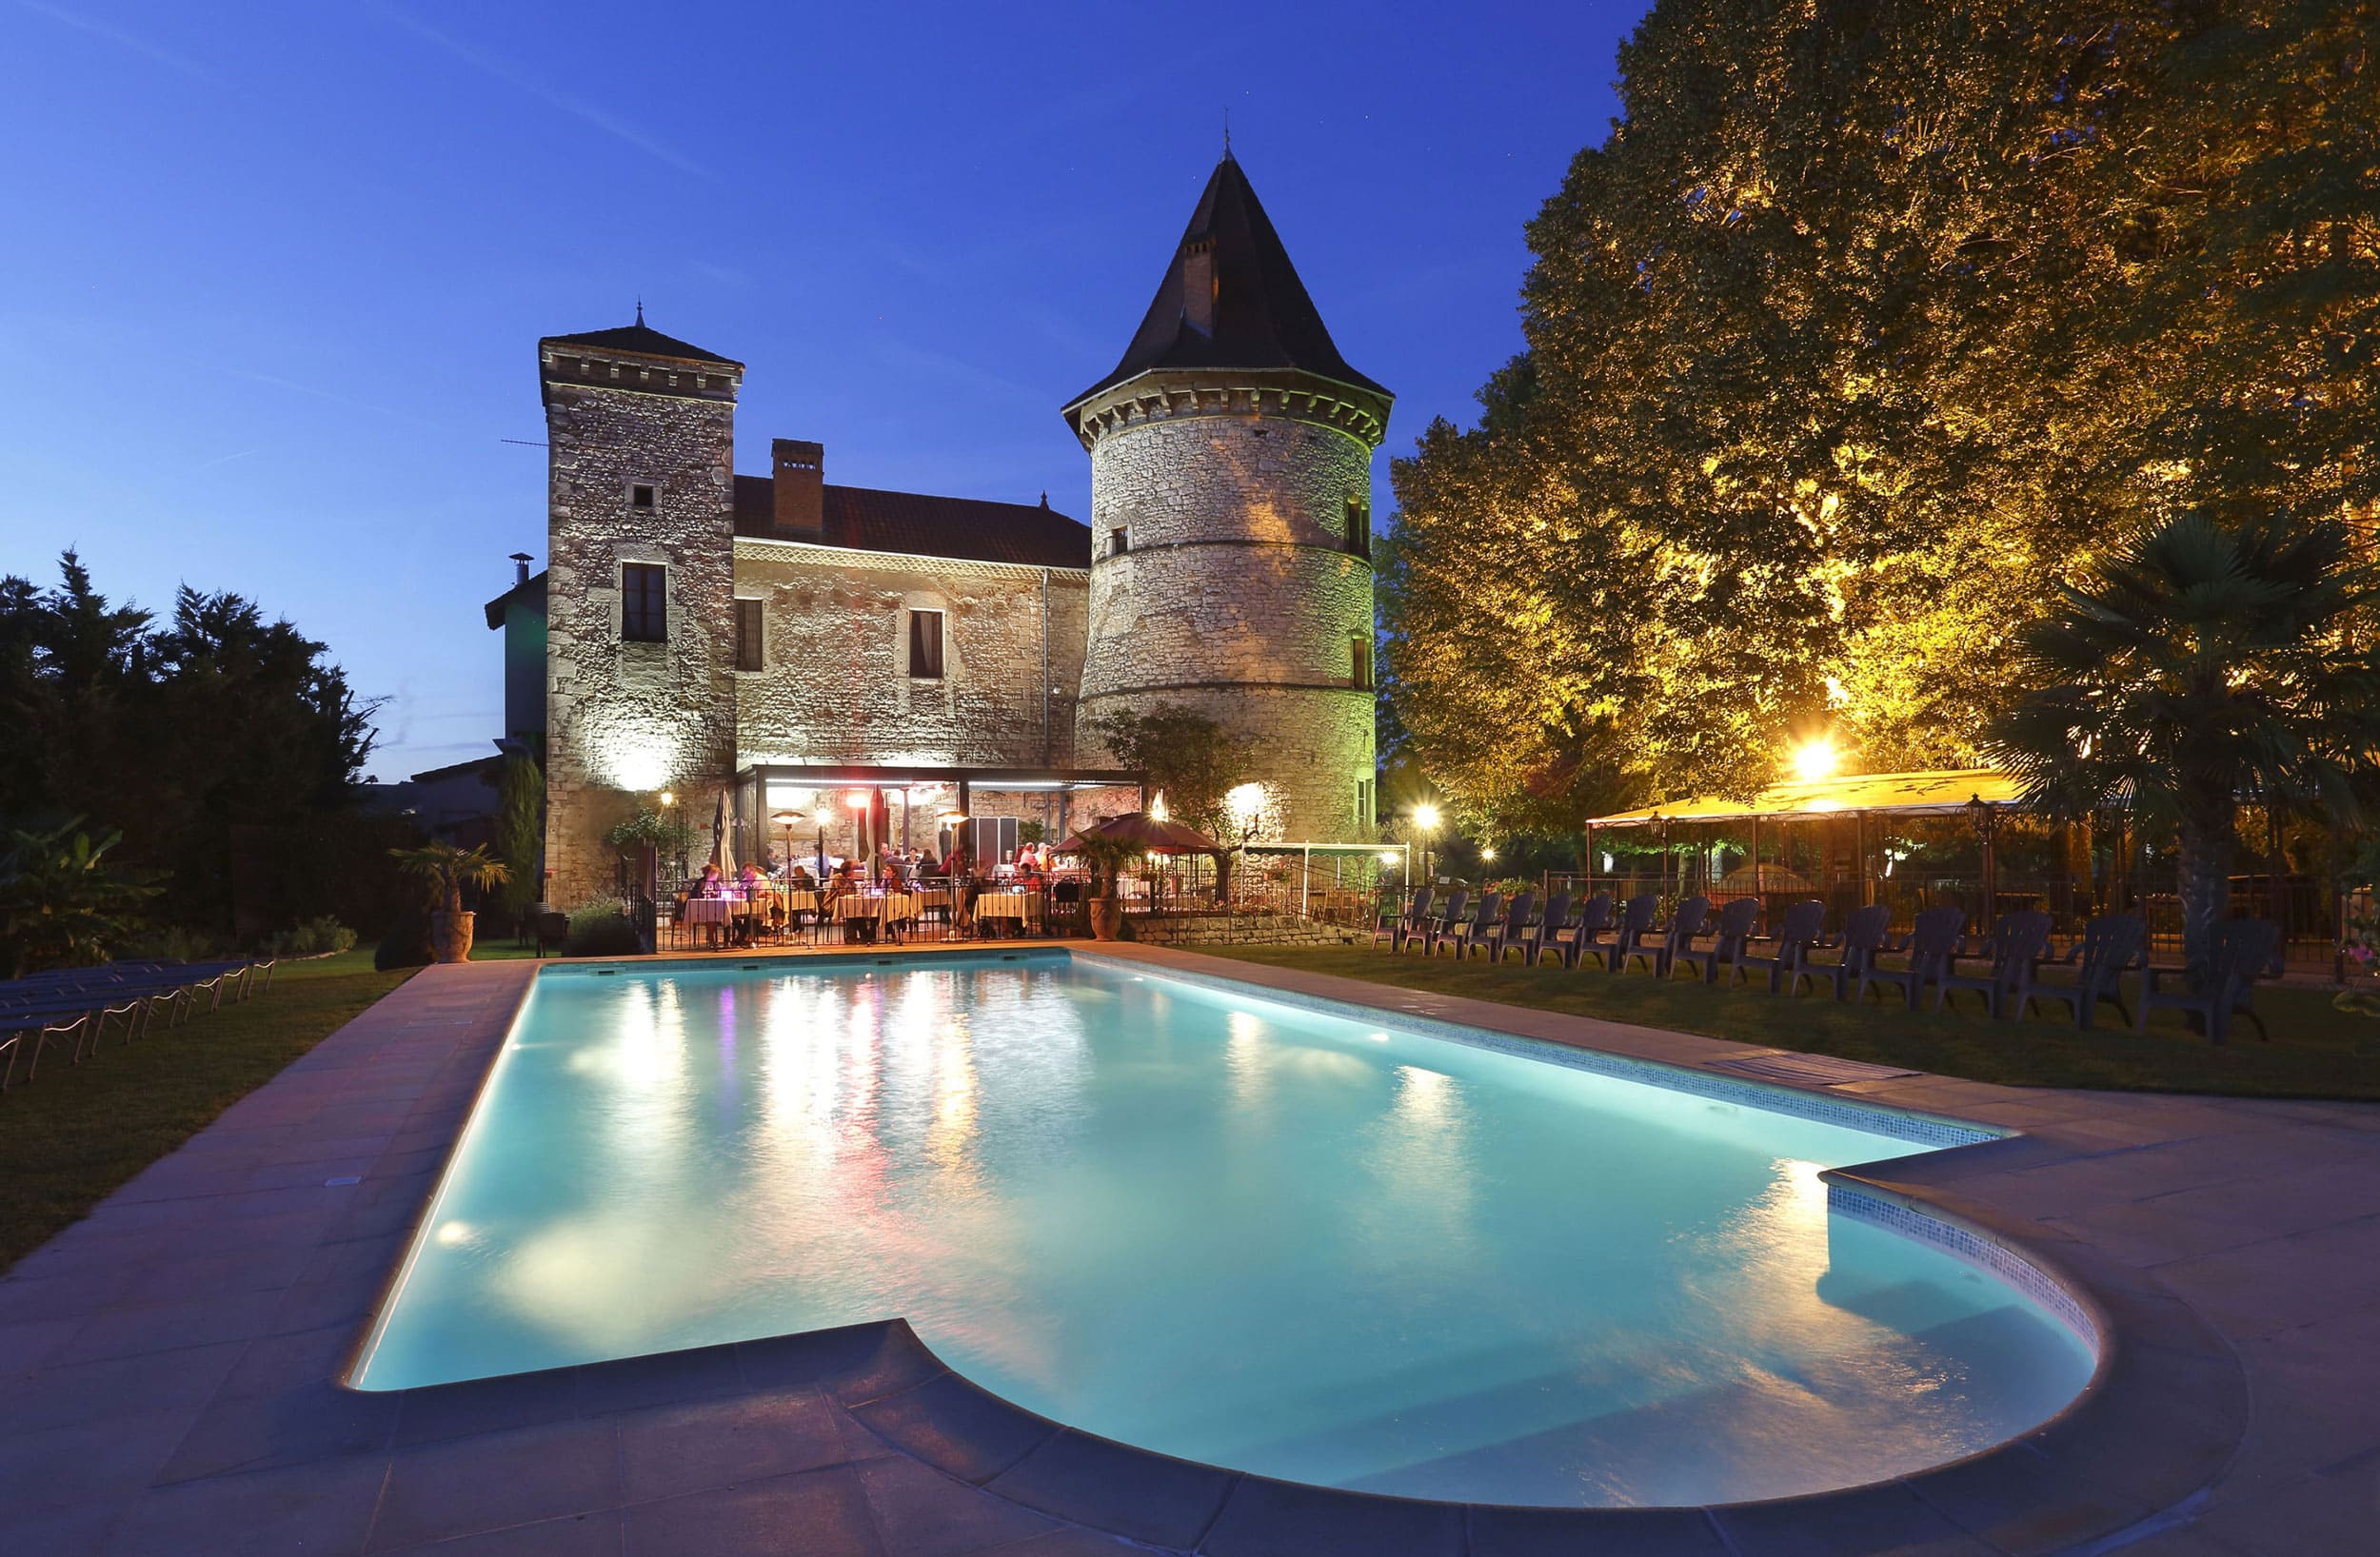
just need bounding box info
[975,891,1041,922]
[680,898,732,926]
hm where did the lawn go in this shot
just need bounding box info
[0,950,413,1271]
[1204,945,2380,1100]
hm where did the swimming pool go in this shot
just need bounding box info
[353,951,2096,1508]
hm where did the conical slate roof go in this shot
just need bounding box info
[1067,155,1389,408]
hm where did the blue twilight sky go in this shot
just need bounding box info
[1,0,1645,780]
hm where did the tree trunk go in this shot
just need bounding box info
[2175,806,2234,985]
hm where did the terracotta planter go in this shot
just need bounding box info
[1088,897,1125,942]
[428,910,476,964]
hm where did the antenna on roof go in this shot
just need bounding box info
[635,297,645,325]
[1222,108,1232,162]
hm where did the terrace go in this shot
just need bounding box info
[3,941,2375,1554]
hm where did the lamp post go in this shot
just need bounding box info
[1965,793,2001,930]
[1413,802,1440,885]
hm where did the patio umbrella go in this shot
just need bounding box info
[1057,811,1227,857]
[712,789,736,877]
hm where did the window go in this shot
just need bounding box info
[630,483,656,509]
[1344,495,1369,558]
[734,598,764,671]
[622,563,667,642]
[1350,634,1374,690]
[908,609,944,680]
[1357,778,1375,826]
[1110,527,1128,558]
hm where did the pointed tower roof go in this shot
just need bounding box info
[545,311,740,367]
[1067,155,1389,408]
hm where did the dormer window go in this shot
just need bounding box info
[630,483,656,510]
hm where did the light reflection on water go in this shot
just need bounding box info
[357,957,2093,1508]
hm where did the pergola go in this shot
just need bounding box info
[1581,767,2032,912]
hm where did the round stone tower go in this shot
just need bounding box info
[1064,153,1393,840]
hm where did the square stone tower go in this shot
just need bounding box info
[537,312,743,907]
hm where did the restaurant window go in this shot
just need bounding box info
[909,608,944,680]
[733,598,764,671]
[1110,527,1128,558]
[621,562,667,642]
[1344,496,1369,558]
[1350,634,1373,690]
[630,483,656,509]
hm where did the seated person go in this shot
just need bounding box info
[694,862,724,898]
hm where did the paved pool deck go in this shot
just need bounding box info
[2,942,2375,1556]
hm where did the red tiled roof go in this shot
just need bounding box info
[733,476,1089,569]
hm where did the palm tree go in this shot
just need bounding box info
[387,841,509,963]
[1984,513,2380,977]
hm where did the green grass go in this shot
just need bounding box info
[0,950,413,1271]
[1203,945,2380,1100]
[466,939,544,961]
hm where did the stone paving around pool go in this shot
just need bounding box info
[1,942,2374,1555]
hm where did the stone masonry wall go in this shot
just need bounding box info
[542,359,739,910]
[1076,402,1377,840]
[731,542,1087,769]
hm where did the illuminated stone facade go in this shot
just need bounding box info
[730,542,1087,772]
[1071,380,1384,838]
[530,155,1390,906]
[539,332,742,910]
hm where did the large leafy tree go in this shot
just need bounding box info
[1385,0,2380,832]
[1985,513,2380,975]
[0,553,384,934]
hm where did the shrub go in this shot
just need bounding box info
[561,908,643,957]
[126,923,229,963]
[265,916,357,957]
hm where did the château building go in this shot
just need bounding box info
[503,154,1393,908]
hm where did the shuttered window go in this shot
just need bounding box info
[909,609,944,680]
[734,599,764,671]
[622,563,667,642]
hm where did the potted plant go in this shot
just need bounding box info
[388,840,510,963]
[1072,835,1137,941]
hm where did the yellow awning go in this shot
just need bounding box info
[1582,768,2026,829]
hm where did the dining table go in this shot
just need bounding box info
[974,890,1041,935]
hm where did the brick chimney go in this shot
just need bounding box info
[771,439,823,537]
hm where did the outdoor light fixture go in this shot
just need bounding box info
[1792,739,1839,783]
[1413,802,1441,831]
[1378,851,1399,865]
[1480,846,1497,863]
[1149,791,1169,821]
[658,790,675,808]
[845,792,871,812]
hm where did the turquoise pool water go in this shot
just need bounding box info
[354,952,2095,1508]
